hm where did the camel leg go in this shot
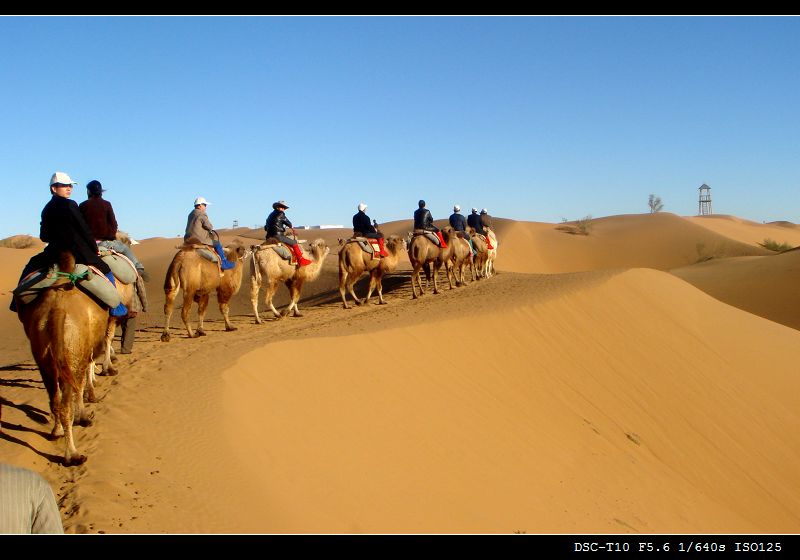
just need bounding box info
[72,356,92,428]
[250,272,263,324]
[266,281,281,319]
[375,274,387,305]
[287,280,304,317]
[101,320,118,376]
[349,275,364,306]
[444,261,455,290]
[49,388,64,438]
[432,262,441,295]
[339,269,351,309]
[365,272,377,304]
[196,294,210,336]
[411,264,421,299]
[220,298,237,332]
[85,360,98,403]
[59,385,86,466]
[161,284,179,342]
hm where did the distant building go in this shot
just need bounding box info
[295,225,344,230]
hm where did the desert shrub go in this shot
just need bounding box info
[574,215,593,235]
[0,235,36,249]
[759,238,793,252]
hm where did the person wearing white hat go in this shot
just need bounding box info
[11,172,128,317]
[352,202,388,256]
[449,204,467,233]
[184,197,235,270]
[264,200,312,266]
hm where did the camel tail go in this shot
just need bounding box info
[51,305,77,392]
[164,254,181,294]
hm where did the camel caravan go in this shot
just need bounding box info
[9,180,499,467]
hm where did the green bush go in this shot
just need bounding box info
[759,238,793,252]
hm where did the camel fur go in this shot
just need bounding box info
[406,227,456,299]
[15,252,110,466]
[160,241,247,342]
[250,239,330,322]
[447,231,476,287]
[338,235,406,308]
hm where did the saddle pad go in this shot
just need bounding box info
[102,252,138,284]
[78,265,123,309]
[12,268,58,305]
[262,243,294,263]
[197,247,219,263]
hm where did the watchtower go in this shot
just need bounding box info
[698,184,712,215]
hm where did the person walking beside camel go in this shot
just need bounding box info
[264,200,312,266]
[184,197,235,270]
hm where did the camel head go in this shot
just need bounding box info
[385,234,406,255]
[224,240,247,263]
[116,231,132,247]
[307,239,330,262]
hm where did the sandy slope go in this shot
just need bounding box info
[2,213,800,534]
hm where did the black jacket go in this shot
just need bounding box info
[40,195,110,274]
[467,212,485,234]
[413,207,434,230]
[353,210,377,236]
[449,212,467,232]
[265,209,293,238]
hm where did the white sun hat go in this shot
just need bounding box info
[194,197,210,206]
[49,171,77,186]
[358,202,367,212]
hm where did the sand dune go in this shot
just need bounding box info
[2,212,799,534]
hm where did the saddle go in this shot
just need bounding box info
[98,248,138,284]
[260,239,296,265]
[12,264,123,310]
[346,237,382,260]
[413,229,442,247]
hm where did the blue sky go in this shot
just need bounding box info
[1,16,798,239]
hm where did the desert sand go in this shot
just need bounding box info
[1,212,799,534]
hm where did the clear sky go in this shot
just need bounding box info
[1,16,798,240]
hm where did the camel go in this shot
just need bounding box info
[407,227,456,298]
[483,228,498,278]
[250,239,330,322]
[16,252,111,466]
[160,241,247,342]
[338,234,406,308]
[447,232,476,287]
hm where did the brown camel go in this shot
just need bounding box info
[250,239,330,322]
[447,232,476,287]
[16,252,111,466]
[160,241,247,342]
[338,235,406,308]
[407,227,456,298]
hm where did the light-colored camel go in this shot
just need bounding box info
[407,227,456,298]
[161,241,247,342]
[470,230,489,279]
[250,239,330,322]
[447,232,476,287]
[484,228,498,277]
[338,235,406,308]
[16,252,110,466]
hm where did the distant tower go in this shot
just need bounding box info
[698,183,712,215]
[232,219,239,228]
